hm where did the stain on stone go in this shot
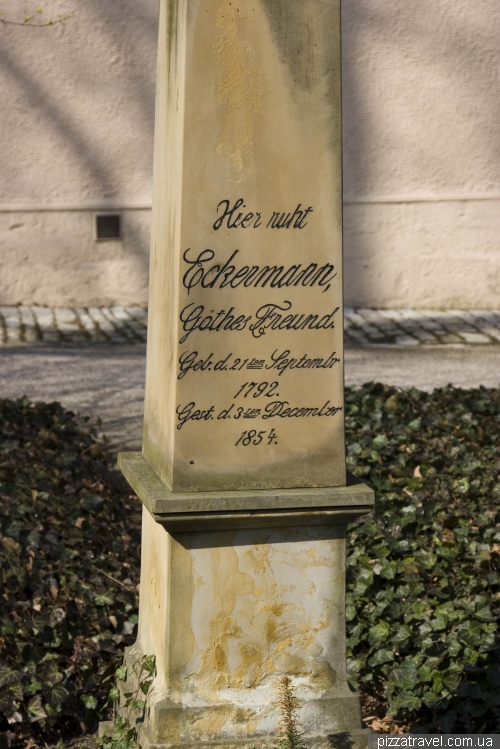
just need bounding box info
[235,644,263,687]
[199,544,255,690]
[277,652,306,675]
[310,658,338,688]
[265,615,279,643]
[190,705,235,739]
[214,0,263,171]
[169,534,196,680]
[268,602,286,617]
[260,0,340,95]
[233,707,254,725]
[276,636,293,655]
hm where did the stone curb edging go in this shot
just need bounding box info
[345,307,500,347]
[0,305,147,345]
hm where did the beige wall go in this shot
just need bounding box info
[0,0,156,307]
[1,0,499,308]
[342,0,500,308]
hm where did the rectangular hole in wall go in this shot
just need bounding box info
[95,213,121,240]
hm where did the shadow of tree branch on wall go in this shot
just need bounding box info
[0,0,158,303]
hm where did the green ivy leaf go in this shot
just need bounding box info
[368,649,394,667]
[94,591,115,606]
[27,694,47,722]
[388,692,422,714]
[431,614,448,631]
[142,655,156,674]
[44,683,68,709]
[422,691,443,708]
[368,621,390,646]
[417,666,432,682]
[392,625,412,644]
[387,666,419,692]
[139,679,153,695]
[475,605,494,622]
[25,681,43,696]
[81,694,98,710]
[0,665,19,688]
[116,665,127,681]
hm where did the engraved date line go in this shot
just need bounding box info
[233,381,279,399]
[235,429,278,447]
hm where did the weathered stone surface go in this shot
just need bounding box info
[130,734,369,749]
[118,457,374,747]
[123,507,367,748]
[142,0,345,493]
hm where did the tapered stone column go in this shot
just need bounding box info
[114,1,374,746]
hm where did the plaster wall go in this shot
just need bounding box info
[1,0,499,307]
[342,0,500,308]
[0,0,155,306]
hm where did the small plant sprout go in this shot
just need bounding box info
[273,675,308,749]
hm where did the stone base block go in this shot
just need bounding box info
[131,688,365,748]
[98,726,370,749]
[116,453,374,748]
[137,731,370,749]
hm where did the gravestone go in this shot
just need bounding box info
[116,1,374,746]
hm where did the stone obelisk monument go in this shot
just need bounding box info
[117,1,374,746]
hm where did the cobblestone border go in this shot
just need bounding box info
[345,308,500,346]
[0,306,147,345]
[0,306,499,346]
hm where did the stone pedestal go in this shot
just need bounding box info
[118,453,373,748]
